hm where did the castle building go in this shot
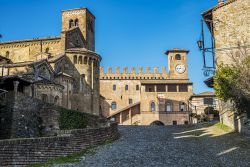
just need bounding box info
[100,49,193,125]
[0,8,101,115]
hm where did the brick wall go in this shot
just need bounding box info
[0,122,119,166]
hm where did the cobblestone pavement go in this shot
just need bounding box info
[56,124,250,167]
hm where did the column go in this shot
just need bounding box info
[119,113,122,125]
[13,81,19,99]
[129,108,132,125]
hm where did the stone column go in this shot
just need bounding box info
[129,108,132,125]
[119,113,122,125]
[13,81,19,99]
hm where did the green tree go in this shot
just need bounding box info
[214,45,250,117]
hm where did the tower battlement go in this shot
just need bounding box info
[100,67,169,80]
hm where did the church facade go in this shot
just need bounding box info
[0,8,101,115]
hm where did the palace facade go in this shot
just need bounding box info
[100,49,193,125]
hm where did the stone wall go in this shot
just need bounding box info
[0,91,59,139]
[0,123,119,167]
[0,37,62,63]
[212,0,250,64]
[0,91,106,139]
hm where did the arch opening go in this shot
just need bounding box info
[150,121,165,126]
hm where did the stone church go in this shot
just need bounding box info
[0,8,101,115]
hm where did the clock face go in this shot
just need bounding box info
[175,64,186,74]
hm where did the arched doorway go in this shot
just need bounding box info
[150,121,165,126]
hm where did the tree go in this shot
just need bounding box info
[214,44,250,117]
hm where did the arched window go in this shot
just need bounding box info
[151,102,156,112]
[84,57,88,64]
[41,94,48,103]
[113,85,116,91]
[75,19,79,27]
[88,58,92,65]
[69,19,74,28]
[73,55,77,64]
[180,102,186,112]
[125,85,128,91]
[111,102,117,110]
[54,96,59,105]
[78,56,83,64]
[92,59,95,66]
[165,101,172,112]
[6,51,9,59]
[175,54,181,60]
[45,48,49,53]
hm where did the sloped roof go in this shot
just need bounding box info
[107,102,141,118]
[0,55,12,64]
[165,48,189,55]
[0,36,60,45]
[203,0,239,16]
[48,54,65,63]
[190,91,215,99]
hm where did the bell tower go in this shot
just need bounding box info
[62,8,95,51]
[165,49,189,79]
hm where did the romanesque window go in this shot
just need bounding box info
[41,94,48,103]
[125,85,128,91]
[168,84,177,92]
[45,48,49,53]
[165,101,172,112]
[111,102,117,110]
[73,55,77,64]
[88,58,92,65]
[179,102,186,112]
[84,57,88,64]
[175,54,181,60]
[75,19,79,27]
[136,85,139,91]
[69,19,74,28]
[54,96,59,105]
[93,60,97,67]
[151,102,156,112]
[6,51,9,59]
[87,21,94,32]
[173,120,177,125]
[78,56,83,64]
[113,85,116,91]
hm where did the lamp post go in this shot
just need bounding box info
[197,19,216,77]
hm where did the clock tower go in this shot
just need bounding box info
[166,49,189,79]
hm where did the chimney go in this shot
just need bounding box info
[218,0,224,6]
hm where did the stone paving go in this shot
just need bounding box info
[56,124,250,167]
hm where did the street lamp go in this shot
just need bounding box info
[197,40,204,50]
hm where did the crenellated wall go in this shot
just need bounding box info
[100,67,169,80]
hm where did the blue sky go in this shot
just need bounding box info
[0,0,217,93]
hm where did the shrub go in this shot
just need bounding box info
[58,108,88,130]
